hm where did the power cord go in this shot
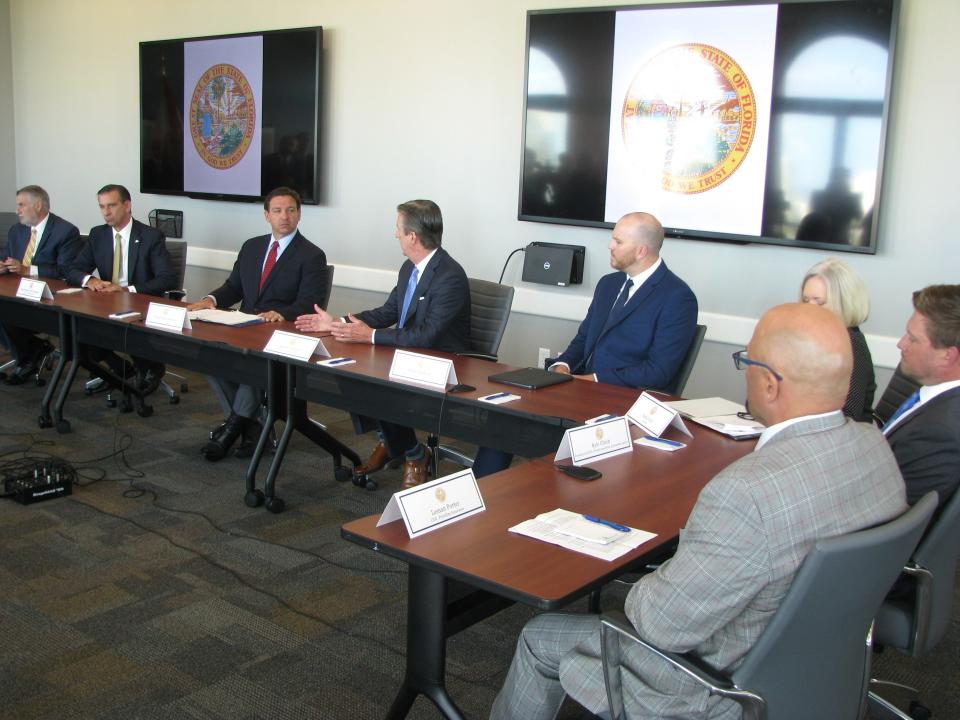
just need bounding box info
[498,247,525,284]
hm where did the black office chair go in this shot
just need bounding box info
[426,278,515,473]
[659,323,706,397]
[873,364,921,427]
[592,494,938,720]
[868,485,960,720]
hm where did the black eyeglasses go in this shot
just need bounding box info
[732,350,783,382]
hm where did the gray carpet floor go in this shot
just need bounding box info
[0,361,957,719]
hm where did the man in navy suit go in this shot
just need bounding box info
[473,212,698,477]
[0,185,81,384]
[189,187,329,461]
[295,199,471,488]
[66,184,176,392]
[884,284,960,511]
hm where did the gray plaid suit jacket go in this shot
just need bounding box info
[559,413,906,719]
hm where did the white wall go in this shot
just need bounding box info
[0,0,17,202]
[7,0,956,377]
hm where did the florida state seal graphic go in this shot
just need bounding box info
[621,43,756,194]
[189,64,256,170]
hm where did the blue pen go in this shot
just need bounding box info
[328,357,353,366]
[643,435,685,448]
[583,514,631,533]
[484,391,511,401]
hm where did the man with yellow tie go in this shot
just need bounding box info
[0,185,81,385]
[65,184,177,393]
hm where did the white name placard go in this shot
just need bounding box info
[388,349,458,390]
[555,416,633,466]
[145,302,192,332]
[263,330,329,362]
[377,468,485,538]
[16,278,53,302]
[627,392,692,438]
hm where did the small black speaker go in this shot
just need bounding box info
[521,242,585,287]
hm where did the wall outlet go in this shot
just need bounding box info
[537,347,551,369]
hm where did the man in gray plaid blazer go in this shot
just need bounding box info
[490,303,906,720]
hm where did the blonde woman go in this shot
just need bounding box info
[800,258,876,422]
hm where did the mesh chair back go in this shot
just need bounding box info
[318,264,335,310]
[467,278,514,358]
[660,324,706,396]
[731,493,937,720]
[0,211,19,246]
[164,239,188,292]
[874,364,921,426]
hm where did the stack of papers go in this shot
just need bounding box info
[188,308,264,326]
[665,397,764,439]
[509,508,656,561]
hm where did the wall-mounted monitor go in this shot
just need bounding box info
[140,26,322,204]
[519,1,898,253]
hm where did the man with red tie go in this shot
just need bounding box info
[188,187,328,461]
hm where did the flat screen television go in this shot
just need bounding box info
[140,26,322,204]
[519,1,898,253]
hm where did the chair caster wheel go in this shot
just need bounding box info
[38,415,52,429]
[106,398,117,408]
[363,478,378,491]
[84,388,93,396]
[909,701,931,720]
[352,473,367,488]
[265,496,285,514]
[137,405,154,418]
[180,384,188,393]
[169,396,180,405]
[334,465,352,482]
[244,489,265,508]
[35,378,46,387]
[56,419,71,434]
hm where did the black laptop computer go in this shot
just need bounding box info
[488,367,574,390]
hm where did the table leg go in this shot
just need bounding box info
[244,358,280,509]
[386,565,465,720]
[51,315,79,433]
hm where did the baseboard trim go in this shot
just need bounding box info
[185,249,900,369]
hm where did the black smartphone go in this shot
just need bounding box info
[555,464,602,481]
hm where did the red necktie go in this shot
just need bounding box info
[260,240,279,291]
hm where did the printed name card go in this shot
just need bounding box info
[145,302,192,332]
[263,330,329,362]
[626,392,692,438]
[554,416,633,466]
[388,349,458,390]
[16,278,53,302]
[377,468,485,538]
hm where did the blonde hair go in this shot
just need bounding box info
[800,257,870,327]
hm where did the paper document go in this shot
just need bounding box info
[665,397,764,439]
[188,308,264,326]
[509,508,656,561]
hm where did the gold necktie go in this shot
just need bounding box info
[112,232,122,283]
[22,228,38,268]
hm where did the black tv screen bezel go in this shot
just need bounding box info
[517,0,900,255]
[139,26,323,205]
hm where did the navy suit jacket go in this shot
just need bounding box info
[886,386,960,509]
[4,212,81,279]
[356,247,471,353]
[555,261,698,389]
[67,220,176,297]
[210,231,327,320]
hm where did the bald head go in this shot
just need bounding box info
[609,212,664,275]
[746,303,853,426]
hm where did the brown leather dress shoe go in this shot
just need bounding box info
[354,441,395,478]
[401,448,432,490]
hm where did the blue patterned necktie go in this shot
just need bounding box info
[399,266,419,328]
[884,390,921,431]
